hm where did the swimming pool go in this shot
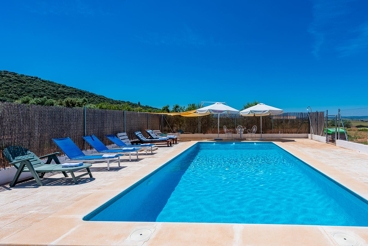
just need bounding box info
[84,142,368,226]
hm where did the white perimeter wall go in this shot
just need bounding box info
[336,139,368,155]
[308,134,368,155]
[308,134,327,143]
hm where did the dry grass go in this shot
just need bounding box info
[347,128,368,145]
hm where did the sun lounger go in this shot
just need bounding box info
[2,146,93,187]
[83,135,140,161]
[53,137,121,170]
[134,131,172,146]
[146,129,178,144]
[115,132,158,154]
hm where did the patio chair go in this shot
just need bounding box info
[247,125,257,139]
[2,146,93,187]
[146,129,178,144]
[236,125,245,139]
[223,125,233,139]
[53,137,121,170]
[134,131,172,147]
[83,135,140,161]
[115,132,158,154]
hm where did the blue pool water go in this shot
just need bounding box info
[84,142,368,226]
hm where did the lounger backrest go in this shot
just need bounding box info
[146,129,159,139]
[134,131,149,141]
[3,147,45,169]
[106,134,127,147]
[53,137,85,159]
[3,146,29,162]
[83,135,108,152]
[116,132,132,145]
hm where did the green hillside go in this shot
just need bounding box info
[0,70,158,111]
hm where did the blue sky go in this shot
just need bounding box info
[1,0,368,114]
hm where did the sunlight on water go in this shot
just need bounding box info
[86,142,368,226]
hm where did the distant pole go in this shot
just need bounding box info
[335,115,338,142]
[260,116,263,139]
[325,110,328,143]
[217,113,220,138]
[306,106,313,135]
[337,109,341,140]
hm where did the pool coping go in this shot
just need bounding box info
[1,139,368,245]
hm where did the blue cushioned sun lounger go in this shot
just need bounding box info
[53,137,121,170]
[83,135,140,161]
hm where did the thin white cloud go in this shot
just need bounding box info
[309,0,367,58]
[337,22,368,56]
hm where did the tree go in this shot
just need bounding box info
[44,99,56,106]
[243,101,259,109]
[343,120,352,128]
[171,104,182,112]
[161,105,170,112]
[186,103,199,111]
[29,96,48,105]
[63,97,78,107]
[17,96,32,104]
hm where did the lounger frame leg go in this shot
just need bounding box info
[10,163,26,187]
[86,167,93,178]
[10,161,43,187]
[69,171,77,184]
[69,168,93,184]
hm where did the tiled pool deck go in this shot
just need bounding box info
[1,139,368,245]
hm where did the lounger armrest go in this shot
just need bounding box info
[39,152,60,159]
[39,152,61,164]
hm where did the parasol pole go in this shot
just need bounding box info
[217,113,220,138]
[260,116,263,139]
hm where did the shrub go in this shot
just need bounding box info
[358,128,368,132]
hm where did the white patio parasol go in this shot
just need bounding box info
[196,102,239,139]
[239,103,283,138]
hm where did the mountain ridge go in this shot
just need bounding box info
[0,70,157,111]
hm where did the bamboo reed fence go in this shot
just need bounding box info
[162,112,322,135]
[0,103,161,169]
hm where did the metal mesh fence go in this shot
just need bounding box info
[339,107,368,145]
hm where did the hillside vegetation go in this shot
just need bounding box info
[0,70,158,112]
